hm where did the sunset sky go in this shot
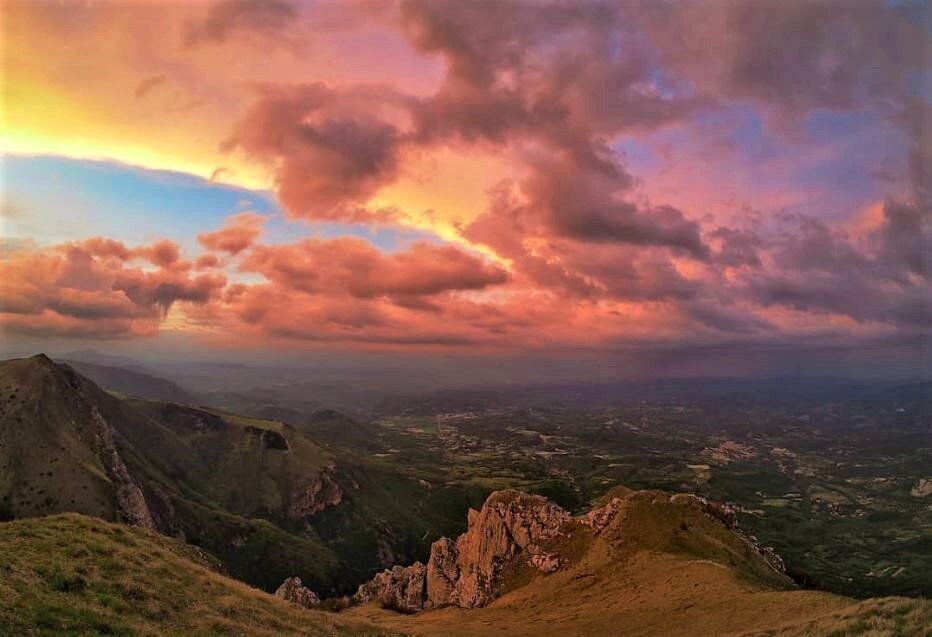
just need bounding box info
[1,0,929,376]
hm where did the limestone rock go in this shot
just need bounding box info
[350,486,791,616]
[275,577,320,608]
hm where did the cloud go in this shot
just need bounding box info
[134,74,167,99]
[740,210,930,327]
[224,83,411,221]
[240,237,509,299]
[628,0,927,118]
[0,238,225,338]
[185,0,298,46]
[5,0,928,358]
[197,212,266,254]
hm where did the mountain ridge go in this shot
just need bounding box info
[340,487,931,636]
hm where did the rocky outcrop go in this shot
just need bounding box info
[89,406,155,530]
[354,563,427,613]
[351,487,792,615]
[288,469,343,518]
[355,490,572,611]
[668,492,737,527]
[581,496,626,533]
[448,491,571,608]
[275,577,320,608]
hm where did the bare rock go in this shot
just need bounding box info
[581,497,625,533]
[89,406,155,530]
[450,491,571,608]
[355,563,427,613]
[425,537,459,608]
[356,489,572,613]
[289,469,343,518]
[527,550,563,573]
[275,577,320,608]
[669,492,737,528]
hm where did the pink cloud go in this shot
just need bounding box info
[197,212,266,254]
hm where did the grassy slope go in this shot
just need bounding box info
[346,490,931,637]
[0,514,401,637]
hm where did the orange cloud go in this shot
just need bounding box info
[198,212,266,254]
[0,237,224,338]
[240,237,509,299]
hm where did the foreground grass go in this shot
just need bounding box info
[0,514,402,637]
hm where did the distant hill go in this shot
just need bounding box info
[0,514,397,636]
[59,359,194,403]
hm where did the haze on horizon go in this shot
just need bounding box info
[1,0,929,381]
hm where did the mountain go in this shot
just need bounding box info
[0,513,397,636]
[340,487,931,636]
[0,354,342,592]
[58,359,194,403]
[0,354,486,593]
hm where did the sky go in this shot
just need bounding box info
[1,0,930,378]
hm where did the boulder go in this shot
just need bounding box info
[275,577,320,608]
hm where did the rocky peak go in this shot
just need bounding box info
[353,489,573,611]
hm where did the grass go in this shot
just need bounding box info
[0,514,403,637]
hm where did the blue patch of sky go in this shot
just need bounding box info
[3,154,445,253]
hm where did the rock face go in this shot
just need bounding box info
[275,577,320,608]
[424,537,458,607]
[354,490,572,611]
[288,469,343,519]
